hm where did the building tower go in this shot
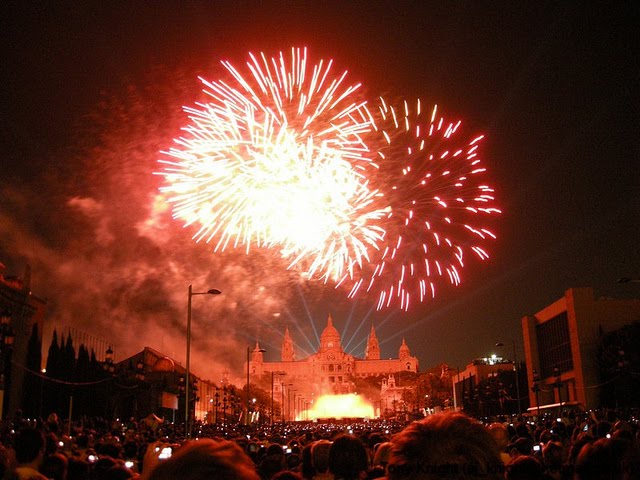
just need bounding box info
[399,337,411,360]
[319,314,342,353]
[252,342,265,363]
[365,325,380,360]
[281,327,295,362]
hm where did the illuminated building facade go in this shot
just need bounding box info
[247,314,419,417]
[452,355,514,413]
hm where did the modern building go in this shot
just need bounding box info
[452,355,515,414]
[247,314,419,417]
[522,287,640,411]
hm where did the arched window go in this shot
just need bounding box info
[406,362,411,370]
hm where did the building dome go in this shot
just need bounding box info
[320,314,342,352]
[152,357,175,372]
[399,338,411,360]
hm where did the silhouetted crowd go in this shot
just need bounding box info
[0,409,638,479]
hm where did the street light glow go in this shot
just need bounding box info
[186,284,222,436]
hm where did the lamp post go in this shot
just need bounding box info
[186,285,221,436]
[449,366,460,411]
[281,383,286,426]
[133,360,145,418]
[553,367,563,417]
[271,371,286,427]
[496,341,521,416]
[246,345,266,425]
[102,346,116,418]
[222,386,228,425]
[288,388,296,423]
[531,369,541,419]
[0,310,16,418]
[213,389,220,424]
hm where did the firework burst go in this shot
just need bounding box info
[340,99,501,311]
[157,48,386,281]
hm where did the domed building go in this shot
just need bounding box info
[248,314,419,408]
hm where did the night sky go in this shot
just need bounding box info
[1,2,639,381]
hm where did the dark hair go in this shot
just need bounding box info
[123,441,138,459]
[99,442,122,460]
[575,437,639,480]
[67,457,90,480]
[40,452,68,480]
[258,454,285,479]
[147,439,260,480]
[329,434,368,480]
[14,427,45,464]
[505,455,543,480]
[300,444,315,480]
[271,471,303,480]
[102,464,133,480]
[76,434,90,449]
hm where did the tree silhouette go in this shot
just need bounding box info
[21,324,42,417]
[597,321,640,409]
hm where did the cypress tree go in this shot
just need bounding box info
[62,333,76,381]
[22,324,42,417]
[46,330,60,379]
[44,329,61,417]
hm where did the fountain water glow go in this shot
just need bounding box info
[299,394,375,420]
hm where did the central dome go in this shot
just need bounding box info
[320,314,342,351]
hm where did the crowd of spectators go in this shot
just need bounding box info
[0,408,638,479]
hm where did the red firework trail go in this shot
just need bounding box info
[339,99,501,311]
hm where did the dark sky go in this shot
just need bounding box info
[1,2,639,380]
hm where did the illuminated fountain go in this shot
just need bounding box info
[299,393,375,420]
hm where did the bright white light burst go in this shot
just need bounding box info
[157,48,386,281]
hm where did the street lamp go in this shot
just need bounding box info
[531,369,541,419]
[103,346,115,374]
[271,371,286,427]
[288,388,296,423]
[222,386,228,424]
[246,345,266,425]
[553,367,563,417]
[495,341,521,416]
[0,310,15,418]
[284,383,293,423]
[186,285,221,436]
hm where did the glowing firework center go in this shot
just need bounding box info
[247,314,418,420]
[158,49,500,312]
[158,48,386,282]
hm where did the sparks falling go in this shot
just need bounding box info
[157,48,386,281]
[341,99,501,311]
[158,50,501,312]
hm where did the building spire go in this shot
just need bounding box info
[281,326,295,362]
[399,337,411,359]
[365,325,380,360]
[252,342,264,363]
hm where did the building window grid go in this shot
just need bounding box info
[536,312,573,378]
